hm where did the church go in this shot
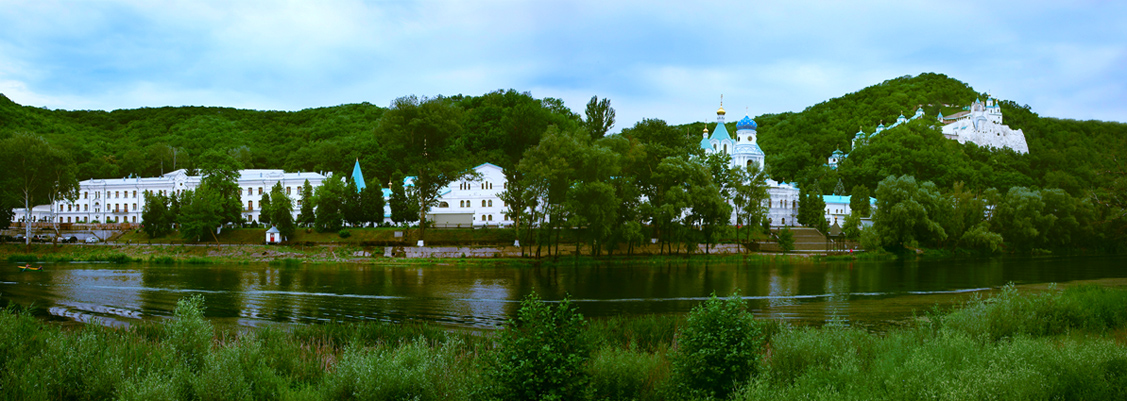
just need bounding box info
[939,96,1029,153]
[699,101,801,227]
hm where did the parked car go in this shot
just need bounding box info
[63,236,79,243]
[85,236,100,243]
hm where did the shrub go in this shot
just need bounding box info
[338,229,351,239]
[777,228,794,253]
[321,339,475,401]
[166,295,214,372]
[486,292,591,400]
[671,292,765,400]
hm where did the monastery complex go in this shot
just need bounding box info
[13,97,1026,234]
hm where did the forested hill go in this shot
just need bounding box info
[0,90,580,185]
[676,73,1127,197]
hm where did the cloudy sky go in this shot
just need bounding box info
[1,0,1124,131]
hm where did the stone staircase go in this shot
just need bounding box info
[760,227,831,253]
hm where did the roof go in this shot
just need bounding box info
[266,226,281,233]
[709,121,732,142]
[351,160,366,192]
[822,195,877,205]
[736,115,757,131]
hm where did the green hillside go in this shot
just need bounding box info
[0,90,579,185]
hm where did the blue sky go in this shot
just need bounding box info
[1,0,1124,132]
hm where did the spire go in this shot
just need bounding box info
[351,159,366,192]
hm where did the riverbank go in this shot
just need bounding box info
[0,241,867,266]
[1,285,1124,400]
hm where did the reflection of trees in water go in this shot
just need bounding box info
[823,266,851,325]
[767,265,798,309]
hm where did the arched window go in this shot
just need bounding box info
[482,200,487,207]
[488,200,493,207]
[747,160,753,167]
[439,202,449,208]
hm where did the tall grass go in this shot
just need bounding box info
[1,285,1126,400]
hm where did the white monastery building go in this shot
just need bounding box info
[15,169,327,225]
[939,96,1028,153]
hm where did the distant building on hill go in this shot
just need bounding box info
[939,96,1029,153]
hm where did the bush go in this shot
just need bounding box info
[338,229,351,238]
[776,228,794,253]
[486,292,591,400]
[671,292,765,400]
[166,295,214,372]
[321,339,475,401]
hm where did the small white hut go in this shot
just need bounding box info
[265,226,281,244]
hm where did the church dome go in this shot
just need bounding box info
[717,106,726,116]
[736,115,757,130]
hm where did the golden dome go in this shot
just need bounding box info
[703,126,710,133]
[717,106,726,115]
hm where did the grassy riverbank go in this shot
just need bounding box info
[2,285,1126,400]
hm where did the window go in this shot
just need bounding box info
[133,190,137,198]
[286,187,291,195]
[503,214,507,220]
[488,215,493,221]
[248,188,253,195]
[481,200,486,207]
[439,201,449,208]
[248,201,254,211]
[124,205,128,213]
[133,203,137,210]
[258,187,263,195]
[67,216,71,223]
[132,216,137,223]
[67,205,72,212]
[115,191,120,198]
[84,204,88,211]
[488,200,493,207]
[84,192,88,199]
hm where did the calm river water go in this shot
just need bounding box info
[2,255,1126,330]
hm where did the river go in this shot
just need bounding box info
[2,255,1126,331]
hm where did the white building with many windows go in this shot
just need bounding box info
[13,169,328,226]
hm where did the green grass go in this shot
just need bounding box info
[2,285,1126,400]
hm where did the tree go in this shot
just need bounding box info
[297,180,315,227]
[388,171,418,226]
[268,182,295,240]
[141,190,173,238]
[359,180,385,227]
[313,177,345,233]
[177,151,243,243]
[178,188,223,243]
[850,185,871,217]
[583,95,615,140]
[732,163,771,250]
[797,187,828,233]
[342,179,363,227]
[872,175,949,249]
[376,96,472,238]
[258,192,272,225]
[0,133,78,246]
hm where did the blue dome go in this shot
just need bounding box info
[736,115,757,130]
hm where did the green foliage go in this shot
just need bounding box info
[297,179,315,227]
[268,182,295,239]
[849,185,870,217]
[872,174,948,249]
[388,171,418,226]
[584,95,616,140]
[797,186,828,233]
[487,292,591,400]
[671,292,765,400]
[777,227,795,253]
[313,176,345,233]
[359,179,385,227]
[166,295,214,372]
[0,132,79,244]
[142,190,174,238]
[943,284,1127,341]
[587,346,668,401]
[337,229,351,238]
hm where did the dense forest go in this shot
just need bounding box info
[2,73,1125,252]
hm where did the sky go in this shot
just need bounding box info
[1,0,1124,132]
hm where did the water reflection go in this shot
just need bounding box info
[2,255,1126,330]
